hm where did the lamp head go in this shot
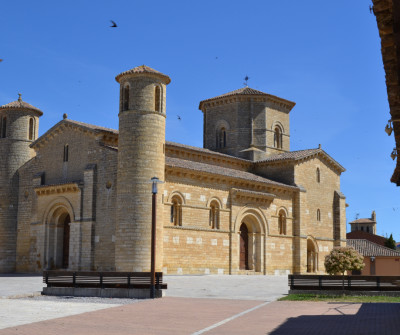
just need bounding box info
[385,123,393,136]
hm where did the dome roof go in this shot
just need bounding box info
[0,94,43,116]
[115,65,171,84]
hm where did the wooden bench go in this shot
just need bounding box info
[288,274,400,291]
[43,271,167,290]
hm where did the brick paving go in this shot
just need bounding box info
[0,298,399,335]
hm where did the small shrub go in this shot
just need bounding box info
[324,246,364,290]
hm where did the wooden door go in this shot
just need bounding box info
[62,214,70,269]
[370,258,376,275]
[240,223,249,270]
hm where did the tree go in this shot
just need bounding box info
[385,234,396,250]
[324,246,365,291]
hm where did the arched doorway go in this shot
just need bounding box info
[235,209,267,273]
[44,204,73,270]
[239,223,249,270]
[307,238,318,273]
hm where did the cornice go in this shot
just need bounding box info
[35,182,81,196]
[164,225,230,234]
[165,144,251,171]
[165,165,297,195]
[230,188,275,204]
[199,93,295,111]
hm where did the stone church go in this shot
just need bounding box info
[0,65,347,275]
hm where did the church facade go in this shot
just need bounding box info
[0,65,347,275]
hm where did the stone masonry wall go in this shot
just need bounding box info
[294,157,344,273]
[163,173,297,275]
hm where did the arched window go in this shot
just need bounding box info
[155,86,161,112]
[28,118,34,140]
[216,127,226,148]
[1,116,6,138]
[274,126,283,149]
[278,210,286,235]
[63,144,69,162]
[123,85,130,111]
[316,168,320,183]
[209,200,220,229]
[171,195,182,226]
[317,209,321,222]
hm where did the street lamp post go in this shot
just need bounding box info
[150,176,160,299]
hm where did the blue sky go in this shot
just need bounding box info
[1,0,399,239]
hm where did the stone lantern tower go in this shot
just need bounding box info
[0,94,42,272]
[115,65,170,272]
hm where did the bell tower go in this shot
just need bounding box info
[115,65,170,272]
[0,94,42,272]
[199,87,295,161]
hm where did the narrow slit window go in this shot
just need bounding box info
[29,118,34,140]
[279,210,286,235]
[209,201,220,229]
[217,127,226,148]
[316,168,320,183]
[274,126,282,149]
[171,195,182,226]
[123,85,130,111]
[155,86,161,112]
[1,116,6,138]
[317,209,321,222]
[63,145,69,162]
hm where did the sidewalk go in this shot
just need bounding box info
[1,298,400,334]
[1,274,400,334]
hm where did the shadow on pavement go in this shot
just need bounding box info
[269,303,400,334]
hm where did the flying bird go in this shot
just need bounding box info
[369,5,373,14]
[177,115,181,121]
[110,20,118,28]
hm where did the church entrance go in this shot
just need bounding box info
[62,214,71,269]
[44,205,73,270]
[239,223,249,270]
[307,238,318,273]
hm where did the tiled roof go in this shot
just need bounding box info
[115,65,171,84]
[165,141,252,164]
[349,218,375,224]
[0,97,43,116]
[372,1,400,185]
[347,239,400,257]
[199,87,295,109]
[65,119,118,134]
[346,231,386,246]
[30,119,118,148]
[257,148,320,162]
[165,156,297,190]
[255,148,346,172]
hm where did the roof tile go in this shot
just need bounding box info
[165,156,297,190]
[0,98,43,115]
[347,239,400,257]
[115,65,171,84]
[199,86,295,109]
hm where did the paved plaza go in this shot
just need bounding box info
[0,274,399,334]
